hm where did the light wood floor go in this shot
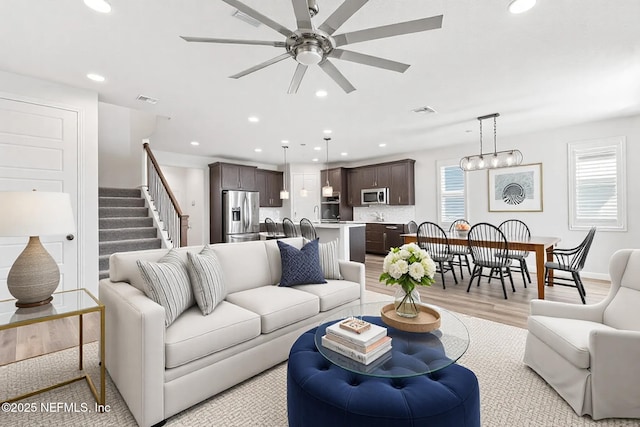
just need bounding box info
[0,254,610,365]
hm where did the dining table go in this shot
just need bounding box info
[401,233,561,299]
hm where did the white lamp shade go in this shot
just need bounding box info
[0,192,75,237]
[280,189,290,200]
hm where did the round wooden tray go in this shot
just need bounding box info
[380,303,441,333]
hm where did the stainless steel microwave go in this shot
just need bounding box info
[361,188,389,205]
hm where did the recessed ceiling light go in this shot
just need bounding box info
[379,143,387,147]
[315,90,328,98]
[190,141,200,146]
[313,146,321,151]
[86,73,105,82]
[312,158,319,162]
[248,116,260,123]
[341,152,348,156]
[84,0,111,13]
[254,148,262,152]
[508,0,536,14]
[323,129,332,134]
[281,139,289,144]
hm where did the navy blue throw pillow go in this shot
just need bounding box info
[277,239,327,287]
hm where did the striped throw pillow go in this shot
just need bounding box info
[319,239,343,280]
[187,245,227,315]
[137,249,195,327]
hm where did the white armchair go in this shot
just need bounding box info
[523,249,640,420]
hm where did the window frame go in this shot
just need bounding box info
[567,136,626,231]
[436,159,468,229]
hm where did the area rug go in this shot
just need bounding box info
[1,292,637,427]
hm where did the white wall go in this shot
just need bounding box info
[0,70,99,295]
[98,102,156,188]
[161,165,205,246]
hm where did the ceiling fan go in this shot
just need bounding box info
[180,0,443,93]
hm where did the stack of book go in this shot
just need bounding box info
[321,317,392,365]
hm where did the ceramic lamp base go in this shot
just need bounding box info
[7,236,59,307]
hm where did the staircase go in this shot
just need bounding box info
[99,188,162,279]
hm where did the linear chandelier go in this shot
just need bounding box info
[459,113,523,171]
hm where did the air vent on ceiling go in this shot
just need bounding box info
[136,95,158,105]
[412,106,437,114]
[232,9,262,27]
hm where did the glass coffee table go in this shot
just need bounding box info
[314,301,469,378]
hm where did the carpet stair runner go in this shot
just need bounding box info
[98,188,161,280]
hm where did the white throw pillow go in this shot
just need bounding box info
[137,249,195,327]
[319,239,343,280]
[187,245,227,315]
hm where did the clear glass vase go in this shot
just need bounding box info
[394,287,421,318]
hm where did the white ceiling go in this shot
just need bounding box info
[1,0,639,165]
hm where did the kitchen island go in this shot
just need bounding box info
[314,222,366,263]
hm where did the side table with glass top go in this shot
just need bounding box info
[0,288,105,406]
[314,301,470,377]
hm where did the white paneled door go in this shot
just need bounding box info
[0,96,79,301]
[292,173,320,222]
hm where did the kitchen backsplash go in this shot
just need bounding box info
[353,205,416,224]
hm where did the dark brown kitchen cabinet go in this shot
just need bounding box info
[219,163,257,191]
[347,168,362,207]
[256,169,283,207]
[359,165,390,188]
[389,160,415,205]
[365,223,407,254]
[320,168,343,194]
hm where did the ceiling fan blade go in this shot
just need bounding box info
[318,0,368,35]
[318,60,356,93]
[333,15,443,47]
[222,0,292,38]
[180,36,286,48]
[230,53,293,79]
[288,64,308,94]
[291,0,313,30]
[329,49,410,73]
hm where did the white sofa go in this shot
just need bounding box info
[98,237,365,427]
[523,249,640,420]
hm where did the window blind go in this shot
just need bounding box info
[439,164,466,225]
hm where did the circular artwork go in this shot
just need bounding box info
[502,183,525,205]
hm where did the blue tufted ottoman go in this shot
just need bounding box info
[287,327,481,427]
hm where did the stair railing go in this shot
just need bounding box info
[143,143,189,247]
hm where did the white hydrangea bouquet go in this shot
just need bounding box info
[379,243,437,317]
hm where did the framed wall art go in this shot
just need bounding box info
[488,163,543,212]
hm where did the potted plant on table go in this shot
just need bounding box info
[379,243,436,318]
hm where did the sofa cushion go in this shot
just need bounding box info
[165,301,261,369]
[277,239,326,287]
[226,286,319,334]
[137,249,195,327]
[264,237,304,284]
[319,239,343,280]
[292,279,360,312]
[209,240,273,293]
[528,315,617,368]
[186,246,227,315]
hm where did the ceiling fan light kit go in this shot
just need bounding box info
[508,0,536,14]
[181,0,443,93]
[459,113,523,172]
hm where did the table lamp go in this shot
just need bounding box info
[0,191,75,307]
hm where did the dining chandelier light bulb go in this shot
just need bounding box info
[322,137,333,197]
[280,145,289,200]
[459,113,523,172]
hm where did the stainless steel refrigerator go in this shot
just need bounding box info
[222,190,260,243]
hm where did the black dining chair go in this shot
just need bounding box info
[498,219,532,286]
[264,217,279,238]
[467,223,515,299]
[448,219,472,279]
[299,218,317,240]
[406,220,418,234]
[544,227,596,304]
[416,221,458,289]
[282,217,297,237]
